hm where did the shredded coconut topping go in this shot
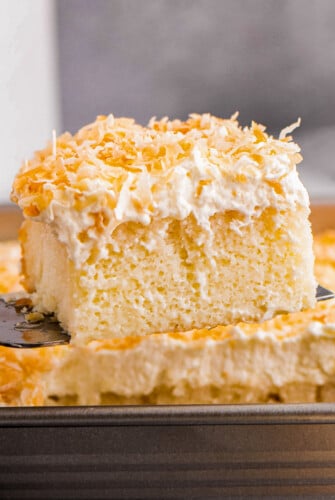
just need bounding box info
[11,113,306,264]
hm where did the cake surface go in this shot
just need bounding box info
[12,113,316,342]
[0,230,334,407]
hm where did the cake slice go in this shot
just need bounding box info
[12,114,316,343]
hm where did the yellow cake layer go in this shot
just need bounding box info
[12,114,316,342]
[0,230,334,406]
[20,205,315,342]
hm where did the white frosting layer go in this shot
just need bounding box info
[32,152,309,265]
[12,114,308,266]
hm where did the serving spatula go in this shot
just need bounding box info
[0,296,70,348]
[0,285,334,348]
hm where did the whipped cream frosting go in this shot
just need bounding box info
[12,114,308,265]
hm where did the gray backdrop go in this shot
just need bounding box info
[57,0,335,197]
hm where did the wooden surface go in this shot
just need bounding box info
[0,204,334,241]
[0,205,23,241]
[310,204,335,234]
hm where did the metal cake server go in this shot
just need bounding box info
[0,296,70,348]
[0,286,334,348]
[316,285,335,302]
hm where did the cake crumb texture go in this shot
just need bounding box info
[20,203,315,341]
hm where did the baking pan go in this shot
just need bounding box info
[1,202,335,499]
[2,404,335,499]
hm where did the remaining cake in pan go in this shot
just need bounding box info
[12,114,316,343]
[0,231,334,407]
[0,241,22,294]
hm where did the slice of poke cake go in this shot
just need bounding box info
[11,114,316,343]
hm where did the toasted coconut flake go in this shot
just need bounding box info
[279,118,301,140]
[11,113,303,227]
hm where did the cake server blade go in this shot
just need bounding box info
[0,286,334,348]
[316,284,335,301]
[0,296,70,348]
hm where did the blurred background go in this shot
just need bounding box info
[1,0,334,202]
